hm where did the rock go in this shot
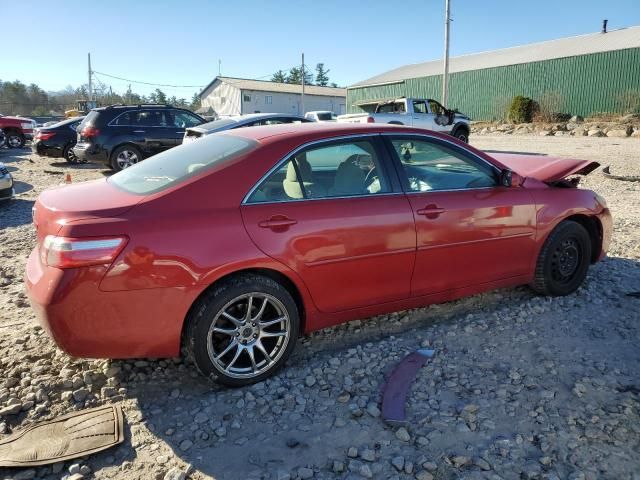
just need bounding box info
[298,466,313,479]
[423,461,438,472]
[276,469,291,480]
[474,458,491,470]
[405,461,414,474]
[632,128,640,137]
[179,439,193,451]
[606,128,631,138]
[68,474,84,480]
[572,127,587,136]
[194,411,208,424]
[13,469,36,480]
[395,427,411,442]
[570,115,584,123]
[392,456,405,471]
[452,455,471,468]
[101,386,117,397]
[366,403,381,417]
[333,460,345,473]
[0,403,22,416]
[156,455,170,464]
[539,130,553,136]
[361,448,375,462]
[72,388,89,402]
[359,463,373,478]
[587,129,605,137]
[347,446,358,458]
[416,471,434,480]
[164,467,186,480]
[304,375,316,387]
[69,463,82,474]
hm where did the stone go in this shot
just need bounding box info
[474,458,491,471]
[333,460,345,473]
[606,128,631,138]
[587,129,605,137]
[194,411,208,424]
[0,403,22,416]
[72,388,89,402]
[164,467,186,480]
[276,469,291,480]
[570,115,584,123]
[395,427,411,442]
[156,455,170,464]
[391,456,405,471]
[416,471,434,480]
[361,448,375,462]
[452,455,471,468]
[101,386,117,398]
[68,474,84,480]
[179,439,193,451]
[69,463,81,474]
[423,461,437,472]
[359,463,373,478]
[347,446,358,458]
[304,376,316,387]
[13,469,36,480]
[298,466,313,479]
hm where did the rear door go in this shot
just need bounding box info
[384,135,537,297]
[240,135,416,313]
[111,110,173,155]
[169,110,205,145]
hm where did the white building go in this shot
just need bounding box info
[198,76,346,118]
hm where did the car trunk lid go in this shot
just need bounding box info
[489,153,600,183]
[33,179,143,239]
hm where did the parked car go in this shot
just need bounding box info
[183,113,311,143]
[0,114,36,148]
[26,123,611,386]
[0,163,14,200]
[305,111,337,122]
[73,105,205,171]
[32,117,85,163]
[338,97,470,142]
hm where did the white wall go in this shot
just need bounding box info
[200,81,241,117]
[240,89,345,115]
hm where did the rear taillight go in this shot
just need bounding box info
[81,126,100,138]
[41,235,128,269]
[366,116,375,123]
[36,132,56,140]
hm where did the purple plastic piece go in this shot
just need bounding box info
[381,349,434,425]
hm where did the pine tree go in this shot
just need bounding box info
[315,63,330,86]
[271,70,287,83]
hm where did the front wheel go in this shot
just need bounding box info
[531,220,592,296]
[452,128,469,143]
[5,131,25,148]
[184,275,300,387]
[63,144,81,164]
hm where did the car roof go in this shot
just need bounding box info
[194,113,306,132]
[219,122,441,143]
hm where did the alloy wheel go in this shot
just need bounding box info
[206,293,291,379]
[7,135,22,148]
[116,150,139,169]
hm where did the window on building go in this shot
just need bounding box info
[265,95,273,104]
[220,97,226,105]
[244,94,251,102]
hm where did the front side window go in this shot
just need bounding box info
[247,139,390,203]
[110,134,256,195]
[172,110,202,128]
[390,138,496,192]
[428,100,445,116]
[412,100,428,114]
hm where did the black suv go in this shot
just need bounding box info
[73,105,205,171]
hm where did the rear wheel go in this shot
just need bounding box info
[5,130,25,148]
[531,220,592,296]
[452,127,469,143]
[111,145,142,171]
[184,275,300,387]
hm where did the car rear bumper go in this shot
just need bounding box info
[24,245,200,358]
[32,141,63,157]
[73,143,109,165]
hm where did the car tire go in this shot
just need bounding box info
[452,127,469,143]
[63,144,80,164]
[531,220,592,296]
[183,274,300,387]
[5,130,25,149]
[111,145,142,171]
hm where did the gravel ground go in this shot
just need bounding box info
[0,135,638,480]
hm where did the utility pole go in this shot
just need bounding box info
[301,52,305,115]
[218,59,221,76]
[88,53,93,102]
[442,0,451,108]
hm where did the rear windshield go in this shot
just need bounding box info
[316,112,334,121]
[79,110,100,128]
[198,118,238,132]
[109,134,257,195]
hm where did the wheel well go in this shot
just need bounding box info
[181,268,306,344]
[452,123,469,135]
[565,214,602,263]
[3,127,21,135]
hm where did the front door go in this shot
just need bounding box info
[385,135,537,297]
[240,136,416,313]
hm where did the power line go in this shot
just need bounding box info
[92,71,205,88]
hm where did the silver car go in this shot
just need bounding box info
[0,163,14,200]
[183,113,311,143]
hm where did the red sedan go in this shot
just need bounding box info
[25,123,611,386]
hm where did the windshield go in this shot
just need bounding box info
[109,134,257,195]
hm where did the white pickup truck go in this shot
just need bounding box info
[337,97,471,142]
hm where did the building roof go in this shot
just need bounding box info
[350,25,640,88]
[200,76,346,98]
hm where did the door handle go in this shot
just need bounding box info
[132,130,146,133]
[175,131,184,134]
[258,216,297,229]
[416,205,445,219]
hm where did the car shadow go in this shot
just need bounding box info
[48,161,103,170]
[0,198,35,228]
[88,255,639,480]
[13,181,34,195]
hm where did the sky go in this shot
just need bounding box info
[2,0,639,99]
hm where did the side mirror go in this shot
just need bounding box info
[500,169,524,187]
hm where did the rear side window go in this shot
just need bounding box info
[111,110,168,127]
[109,135,256,195]
[79,110,100,128]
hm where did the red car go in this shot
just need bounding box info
[25,123,611,386]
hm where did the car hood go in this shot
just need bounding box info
[489,153,600,182]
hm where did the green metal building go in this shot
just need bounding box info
[347,26,640,120]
